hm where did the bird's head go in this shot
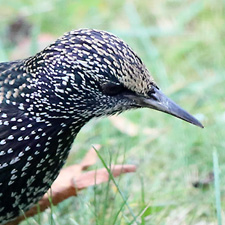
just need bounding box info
[29,29,203,128]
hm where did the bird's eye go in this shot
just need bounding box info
[101,82,125,96]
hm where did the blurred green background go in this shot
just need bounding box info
[0,0,224,224]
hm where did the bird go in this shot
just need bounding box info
[0,28,203,224]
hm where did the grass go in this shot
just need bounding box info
[0,0,225,224]
[213,150,222,225]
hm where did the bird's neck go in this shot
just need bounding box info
[1,58,94,127]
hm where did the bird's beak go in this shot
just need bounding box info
[126,86,204,128]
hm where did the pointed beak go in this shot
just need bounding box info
[127,87,204,128]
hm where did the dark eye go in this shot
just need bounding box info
[101,82,125,96]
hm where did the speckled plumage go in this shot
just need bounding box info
[0,28,202,224]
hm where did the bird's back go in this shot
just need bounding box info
[0,62,14,73]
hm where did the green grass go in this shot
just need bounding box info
[213,150,222,225]
[0,0,225,224]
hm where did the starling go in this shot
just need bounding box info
[0,28,203,224]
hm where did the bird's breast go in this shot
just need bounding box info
[0,106,78,223]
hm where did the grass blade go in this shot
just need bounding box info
[93,146,138,224]
[213,150,222,225]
